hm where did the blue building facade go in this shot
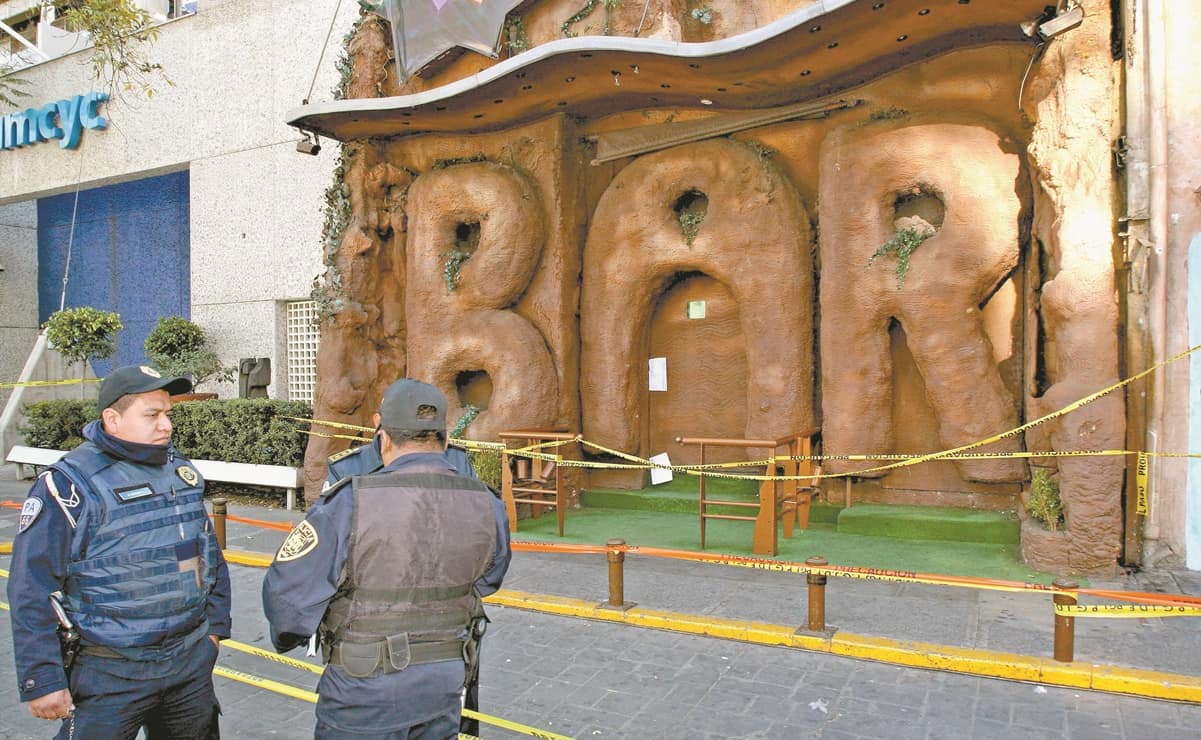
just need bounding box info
[37,170,190,375]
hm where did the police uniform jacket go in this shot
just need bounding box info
[7,420,232,703]
[263,451,511,735]
[325,435,478,486]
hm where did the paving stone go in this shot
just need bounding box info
[1,481,1198,740]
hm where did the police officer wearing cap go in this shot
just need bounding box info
[263,379,511,739]
[324,380,479,491]
[7,364,231,739]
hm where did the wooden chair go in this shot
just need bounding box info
[498,430,574,536]
[676,429,820,556]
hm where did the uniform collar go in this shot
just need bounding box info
[84,419,173,466]
[380,452,454,474]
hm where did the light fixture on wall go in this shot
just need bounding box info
[1021,2,1084,40]
[295,130,322,156]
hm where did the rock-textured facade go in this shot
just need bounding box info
[301,0,1128,574]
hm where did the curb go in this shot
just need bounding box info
[484,589,1201,704]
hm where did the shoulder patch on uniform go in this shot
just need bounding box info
[320,477,353,500]
[17,498,43,533]
[176,466,199,486]
[328,448,356,463]
[275,520,319,562]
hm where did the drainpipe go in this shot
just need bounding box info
[1145,0,1169,546]
[1120,0,1151,563]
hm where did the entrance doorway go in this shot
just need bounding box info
[647,273,748,467]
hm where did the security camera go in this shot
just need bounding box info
[1022,6,1083,40]
[296,133,321,156]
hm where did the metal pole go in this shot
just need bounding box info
[213,498,228,550]
[606,538,626,607]
[1053,578,1079,662]
[806,556,828,632]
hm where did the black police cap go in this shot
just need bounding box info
[98,365,192,410]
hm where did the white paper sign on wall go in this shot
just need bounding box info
[649,357,667,391]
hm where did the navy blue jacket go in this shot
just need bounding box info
[263,451,510,733]
[7,421,232,702]
[324,435,477,486]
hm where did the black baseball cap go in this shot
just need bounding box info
[378,379,447,432]
[98,365,192,410]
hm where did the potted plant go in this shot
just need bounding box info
[144,316,235,398]
[43,307,123,397]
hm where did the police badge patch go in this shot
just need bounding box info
[276,521,319,562]
[18,498,43,533]
[177,466,200,486]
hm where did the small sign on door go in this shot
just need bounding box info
[649,357,667,391]
[687,300,707,319]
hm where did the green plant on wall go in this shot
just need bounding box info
[1028,468,1065,531]
[505,15,530,54]
[311,148,351,323]
[44,307,123,386]
[562,0,620,37]
[443,247,471,292]
[679,211,704,246]
[691,6,714,24]
[866,226,934,289]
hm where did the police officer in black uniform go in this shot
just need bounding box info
[8,365,232,739]
[263,379,510,739]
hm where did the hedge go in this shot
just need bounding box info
[18,398,311,466]
[17,400,97,450]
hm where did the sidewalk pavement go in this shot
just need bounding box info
[1,467,1199,739]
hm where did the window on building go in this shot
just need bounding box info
[286,300,320,403]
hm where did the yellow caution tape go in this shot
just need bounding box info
[285,416,373,433]
[218,640,571,738]
[1136,452,1149,516]
[213,665,318,703]
[1054,604,1201,618]
[222,639,322,673]
[299,429,373,443]
[223,549,274,567]
[459,708,573,740]
[0,377,101,389]
[821,341,1201,479]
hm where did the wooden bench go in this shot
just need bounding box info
[6,446,303,510]
[499,430,574,536]
[675,429,821,556]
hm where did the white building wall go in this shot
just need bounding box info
[0,200,37,411]
[0,0,358,400]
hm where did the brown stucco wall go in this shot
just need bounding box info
[305,0,1131,574]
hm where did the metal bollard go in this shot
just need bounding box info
[213,498,228,550]
[606,538,626,607]
[806,556,828,632]
[1052,578,1079,662]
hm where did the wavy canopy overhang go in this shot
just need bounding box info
[288,0,1049,142]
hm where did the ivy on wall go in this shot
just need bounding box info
[866,226,934,289]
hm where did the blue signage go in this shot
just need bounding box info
[1,91,109,151]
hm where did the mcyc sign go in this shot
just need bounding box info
[1,91,109,151]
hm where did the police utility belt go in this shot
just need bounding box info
[326,634,464,678]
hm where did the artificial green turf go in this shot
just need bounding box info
[584,486,842,524]
[836,504,1020,545]
[513,505,1057,584]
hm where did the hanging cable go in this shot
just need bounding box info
[57,150,87,313]
[304,0,345,105]
[634,0,652,37]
